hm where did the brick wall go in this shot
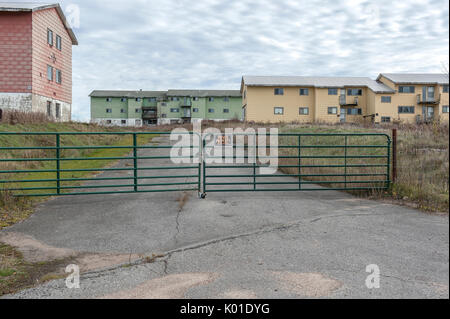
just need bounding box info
[31,8,72,104]
[0,12,33,93]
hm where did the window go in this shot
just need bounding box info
[208,108,215,113]
[398,106,415,114]
[443,85,449,93]
[193,97,199,101]
[106,120,112,124]
[121,98,127,102]
[299,88,309,96]
[224,97,229,102]
[399,86,415,93]
[148,97,156,102]
[381,96,391,103]
[135,108,141,113]
[161,102,167,106]
[274,107,284,115]
[120,109,125,113]
[381,116,391,123]
[121,120,127,124]
[106,98,112,102]
[47,65,53,81]
[328,107,338,114]
[55,103,60,118]
[56,35,61,50]
[328,88,338,95]
[346,108,362,115]
[46,101,52,116]
[161,114,167,118]
[193,108,199,112]
[274,88,284,95]
[106,108,112,113]
[299,107,309,115]
[170,108,179,113]
[55,69,62,84]
[47,29,53,46]
[347,89,362,96]
[135,98,141,102]
[223,108,229,113]
[208,97,214,102]
[442,105,449,113]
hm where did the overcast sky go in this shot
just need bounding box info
[46,0,450,121]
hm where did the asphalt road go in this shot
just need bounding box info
[1,136,448,298]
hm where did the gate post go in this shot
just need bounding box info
[133,133,138,192]
[392,128,397,183]
[55,133,61,195]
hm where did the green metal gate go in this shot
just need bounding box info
[201,132,391,196]
[0,131,201,197]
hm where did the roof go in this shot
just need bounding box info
[0,2,78,45]
[89,90,167,98]
[377,73,449,85]
[241,76,395,93]
[166,90,241,97]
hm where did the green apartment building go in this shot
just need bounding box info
[90,89,242,126]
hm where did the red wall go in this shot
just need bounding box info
[32,8,72,104]
[0,12,33,93]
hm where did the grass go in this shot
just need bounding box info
[0,242,74,296]
[0,120,156,228]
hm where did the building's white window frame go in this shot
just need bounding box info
[442,105,449,113]
[135,108,141,113]
[398,106,415,114]
[274,88,284,95]
[299,107,309,115]
[46,101,52,116]
[299,88,309,96]
[120,108,126,113]
[381,116,391,123]
[55,34,62,50]
[47,29,53,46]
[55,69,62,84]
[274,107,284,115]
[398,86,415,93]
[328,88,338,95]
[327,106,338,114]
[106,98,112,102]
[47,65,53,81]
[193,108,199,112]
[381,96,391,103]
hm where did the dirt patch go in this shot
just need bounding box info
[273,271,342,297]
[220,289,258,299]
[99,272,218,299]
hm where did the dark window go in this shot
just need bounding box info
[161,102,167,106]
[381,116,391,123]
[55,103,60,118]
[224,97,229,102]
[106,98,112,102]
[398,106,415,114]
[161,114,167,118]
[274,88,284,95]
[148,97,156,102]
[46,101,52,116]
[171,97,179,101]
[170,108,179,113]
[106,108,112,113]
[443,105,449,113]
[47,29,53,46]
[299,88,309,96]
[443,85,449,93]
[328,88,338,95]
[135,108,141,113]
[299,107,309,115]
[399,86,415,93]
[121,120,127,124]
[193,97,199,101]
[346,108,362,115]
[274,107,284,115]
[120,109,125,113]
[121,98,127,102]
[223,108,229,113]
[381,96,391,103]
[55,69,62,84]
[209,97,214,102]
[208,108,215,113]
[193,108,199,112]
[106,120,112,124]
[135,98,141,102]
[347,89,362,96]
[47,65,53,81]
[56,35,61,50]
[328,107,338,114]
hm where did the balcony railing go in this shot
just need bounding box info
[142,108,157,118]
[339,95,358,106]
[417,94,440,104]
[182,109,191,118]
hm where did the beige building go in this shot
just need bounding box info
[241,74,449,124]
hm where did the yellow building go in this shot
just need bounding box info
[241,74,449,124]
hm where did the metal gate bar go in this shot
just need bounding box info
[0,131,201,197]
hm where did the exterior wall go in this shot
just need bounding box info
[0,93,32,111]
[0,12,33,94]
[32,93,71,121]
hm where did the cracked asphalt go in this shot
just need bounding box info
[1,136,448,298]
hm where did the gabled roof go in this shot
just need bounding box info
[166,90,241,97]
[377,73,449,85]
[0,2,78,45]
[89,90,167,98]
[241,75,395,93]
